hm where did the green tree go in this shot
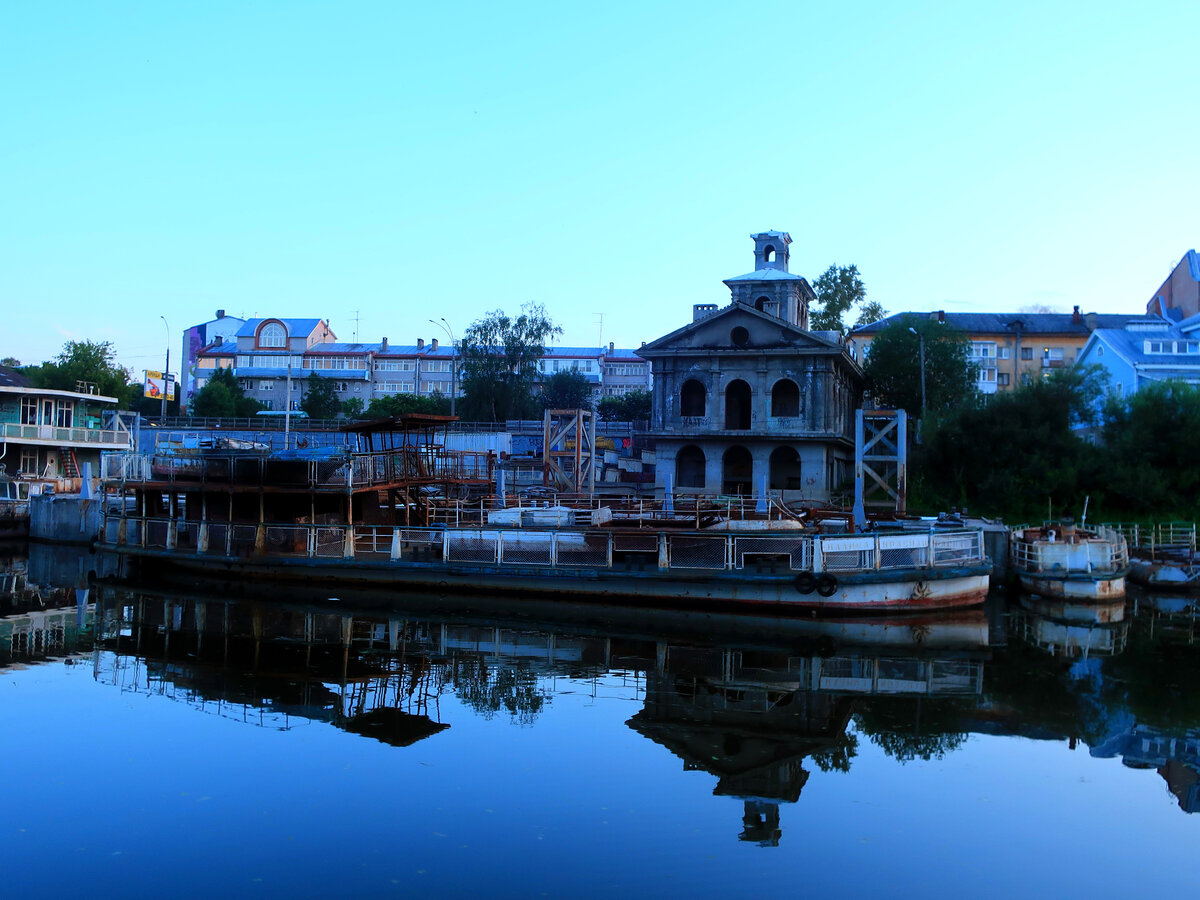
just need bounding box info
[299,373,341,419]
[598,389,652,422]
[460,304,562,422]
[862,316,976,415]
[539,369,594,410]
[810,264,867,335]
[914,366,1108,520]
[1100,380,1200,517]
[852,300,887,329]
[364,393,449,418]
[341,397,365,419]
[190,367,262,418]
[28,340,138,406]
[1,357,20,368]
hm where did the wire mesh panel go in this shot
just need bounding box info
[878,534,930,569]
[669,535,728,569]
[265,526,309,557]
[556,532,610,567]
[103,517,121,544]
[145,520,169,549]
[229,524,259,557]
[817,657,875,692]
[612,532,659,554]
[500,532,554,566]
[818,537,875,572]
[732,536,812,570]
[931,531,982,566]
[929,659,982,694]
[205,523,229,555]
[314,526,346,558]
[446,530,500,564]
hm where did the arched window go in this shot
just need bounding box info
[680,379,706,417]
[754,296,770,312]
[675,445,706,489]
[724,379,751,430]
[769,446,803,491]
[722,446,753,495]
[763,245,775,263]
[258,321,287,348]
[770,379,800,417]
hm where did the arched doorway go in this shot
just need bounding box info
[680,379,706,417]
[675,445,706,489]
[722,445,753,495]
[724,380,751,430]
[770,379,800,417]
[769,446,803,491]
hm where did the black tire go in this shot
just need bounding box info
[816,574,838,597]
[794,571,817,594]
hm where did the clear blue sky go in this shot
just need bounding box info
[3,1,1196,374]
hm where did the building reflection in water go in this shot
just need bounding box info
[7,543,1200,832]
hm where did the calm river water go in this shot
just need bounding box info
[2,543,1198,898]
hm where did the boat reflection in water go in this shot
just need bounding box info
[1010,594,1130,658]
[80,577,991,845]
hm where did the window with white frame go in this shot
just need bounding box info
[55,400,73,428]
[970,342,997,360]
[20,396,37,425]
[997,347,1010,359]
[260,381,273,391]
[258,322,287,348]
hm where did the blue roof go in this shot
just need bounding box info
[198,339,237,355]
[235,318,326,338]
[852,311,1146,337]
[1083,318,1200,373]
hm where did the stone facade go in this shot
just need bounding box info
[638,232,863,502]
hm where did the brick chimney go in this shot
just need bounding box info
[694,303,718,322]
[216,309,225,319]
[1072,305,1082,324]
[417,338,424,349]
[431,338,439,351]
[608,341,614,354]
[381,337,388,352]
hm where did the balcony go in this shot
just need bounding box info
[1,422,132,448]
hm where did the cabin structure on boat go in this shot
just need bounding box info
[637,232,864,503]
[0,366,132,485]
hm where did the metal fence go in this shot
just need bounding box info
[1010,526,1129,574]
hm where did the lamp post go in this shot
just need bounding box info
[908,327,926,417]
[429,317,457,416]
[160,316,170,419]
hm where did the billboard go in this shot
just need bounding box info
[144,370,177,400]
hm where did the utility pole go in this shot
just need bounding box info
[429,317,457,417]
[160,316,170,419]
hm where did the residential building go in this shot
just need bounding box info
[0,367,131,479]
[638,231,863,501]
[187,314,650,413]
[850,309,1145,393]
[181,310,245,411]
[1146,250,1200,321]
[1075,314,1200,403]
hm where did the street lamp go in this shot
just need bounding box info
[908,327,926,417]
[160,316,170,419]
[428,318,457,417]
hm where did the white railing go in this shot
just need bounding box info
[100,515,987,575]
[1010,526,1129,574]
[1,421,131,447]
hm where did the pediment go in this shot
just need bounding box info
[640,303,839,355]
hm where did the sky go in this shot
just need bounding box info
[3,1,1197,375]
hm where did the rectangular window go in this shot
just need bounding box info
[55,401,74,428]
[260,382,273,390]
[997,373,1011,386]
[997,347,1010,360]
[20,397,37,425]
[970,342,996,359]
[1043,347,1064,360]
[20,448,38,474]
[1020,348,1034,360]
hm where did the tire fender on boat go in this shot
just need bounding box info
[816,574,838,597]
[794,571,817,594]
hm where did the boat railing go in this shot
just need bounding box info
[427,494,805,529]
[1102,521,1197,557]
[1009,525,1129,574]
[101,514,986,575]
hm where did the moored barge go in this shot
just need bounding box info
[97,416,991,614]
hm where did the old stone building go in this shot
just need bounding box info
[637,231,863,501]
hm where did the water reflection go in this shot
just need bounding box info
[6,542,1200,843]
